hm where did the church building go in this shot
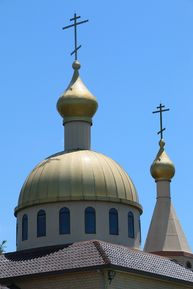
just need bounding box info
[0,14,193,289]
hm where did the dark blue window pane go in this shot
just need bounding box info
[16,221,18,246]
[128,211,134,238]
[109,208,118,235]
[22,214,28,241]
[85,207,96,234]
[139,218,141,243]
[59,207,70,234]
[37,210,46,237]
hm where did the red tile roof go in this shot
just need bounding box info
[0,240,193,285]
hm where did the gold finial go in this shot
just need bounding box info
[156,139,165,159]
[150,139,175,181]
[58,14,97,123]
[72,60,81,70]
[151,104,174,181]
[57,60,98,123]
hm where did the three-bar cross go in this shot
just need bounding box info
[63,13,89,61]
[153,103,170,140]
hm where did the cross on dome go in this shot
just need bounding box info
[152,103,170,140]
[62,13,89,61]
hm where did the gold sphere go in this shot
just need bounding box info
[57,61,98,122]
[150,140,175,181]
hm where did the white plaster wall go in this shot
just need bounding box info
[156,180,171,198]
[65,121,91,151]
[16,201,141,251]
[144,180,191,253]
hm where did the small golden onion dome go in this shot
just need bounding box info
[150,139,175,181]
[15,150,142,215]
[57,61,98,123]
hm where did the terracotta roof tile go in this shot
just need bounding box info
[0,240,193,285]
[99,241,193,282]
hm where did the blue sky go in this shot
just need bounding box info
[0,0,193,252]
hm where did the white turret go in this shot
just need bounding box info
[144,139,193,269]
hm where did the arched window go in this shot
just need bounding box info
[85,207,96,234]
[59,207,70,234]
[16,220,18,246]
[128,211,134,238]
[109,208,118,235]
[22,214,28,241]
[139,218,141,243]
[37,210,46,237]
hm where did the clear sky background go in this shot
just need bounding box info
[0,0,193,252]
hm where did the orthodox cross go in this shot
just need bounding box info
[63,13,89,61]
[152,103,170,140]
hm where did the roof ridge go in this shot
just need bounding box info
[99,240,170,260]
[93,240,111,264]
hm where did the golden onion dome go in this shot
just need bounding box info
[15,150,142,215]
[57,61,98,123]
[150,139,175,181]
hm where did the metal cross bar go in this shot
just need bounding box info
[70,15,81,21]
[62,20,89,31]
[62,13,89,61]
[71,45,81,56]
[152,103,170,140]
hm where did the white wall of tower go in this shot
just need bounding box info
[16,201,141,251]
